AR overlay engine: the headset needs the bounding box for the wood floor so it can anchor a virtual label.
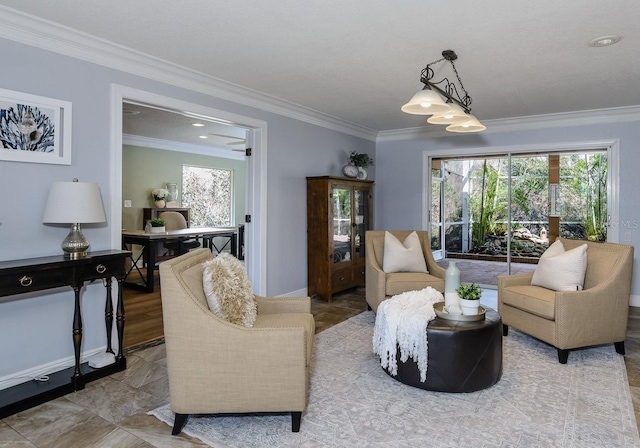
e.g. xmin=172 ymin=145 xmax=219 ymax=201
xmin=122 ymin=272 xmax=368 ymax=349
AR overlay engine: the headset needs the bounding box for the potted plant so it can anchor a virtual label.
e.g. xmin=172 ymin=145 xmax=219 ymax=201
xmin=343 ymin=151 xmax=374 ymax=179
xmin=456 ymin=283 xmax=482 ymax=315
xmin=148 ymin=218 xmax=166 ymax=234
xmin=151 ymin=188 xmax=169 ymax=208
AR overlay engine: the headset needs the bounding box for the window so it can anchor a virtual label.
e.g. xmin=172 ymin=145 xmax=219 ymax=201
xmin=182 ymin=165 xmax=233 ymax=227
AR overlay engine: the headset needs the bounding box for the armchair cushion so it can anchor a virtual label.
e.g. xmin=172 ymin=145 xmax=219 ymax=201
xmin=500 ymin=285 xmax=556 ymax=319
xmin=531 ymin=242 xmax=587 ymax=291
xmin=382 ymin=231 xmax=428 ymax=273
xmin=386 ymin=272 xmax=444 ymax=296
xmin=202 ymin=253 xmax=257 ymax=327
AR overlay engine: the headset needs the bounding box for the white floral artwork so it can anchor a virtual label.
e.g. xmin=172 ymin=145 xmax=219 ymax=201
xmin=0 ymin=88 xmax=72 ymax=165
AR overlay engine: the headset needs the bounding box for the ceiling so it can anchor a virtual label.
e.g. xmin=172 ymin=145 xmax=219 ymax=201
xmin=122 ymin=103 xmax=248 ymax=154
xmin=2 ymin=1 xmax=639 ymax=133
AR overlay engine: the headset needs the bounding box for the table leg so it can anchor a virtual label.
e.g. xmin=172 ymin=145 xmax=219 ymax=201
xmin=115 ymin=278 xmax=127 ymax=369
xmin=71 ymin=286 xmax=85 ymax=390
xmin=231 ymin=233 xmax=238 ymax=257
xmin=104 ymin=278 xmax=114 ymax=355
xmin=146 ymin=240 xmax=156 ymax=293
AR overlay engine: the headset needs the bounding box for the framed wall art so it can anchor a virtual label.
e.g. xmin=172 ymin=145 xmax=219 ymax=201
xmin=0 ymin=88 xmax=72 ymax=165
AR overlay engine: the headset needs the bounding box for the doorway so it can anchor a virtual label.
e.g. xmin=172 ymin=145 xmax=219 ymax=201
xmin=110 ymin=85 xmax=268 ymax=347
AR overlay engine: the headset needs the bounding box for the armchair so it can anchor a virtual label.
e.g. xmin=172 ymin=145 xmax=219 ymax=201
xmin=159 ymin=248 xmax=315 ymax=434
xmin=498 ymin=238 xmax=634 ymax=363
xmin=365 ymin=230 xmax=445 ymax=312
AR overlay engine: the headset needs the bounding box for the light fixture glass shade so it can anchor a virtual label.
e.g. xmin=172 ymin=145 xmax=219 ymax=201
xmin=43 ymin=180 xmax=107 ymax=258
xmin=446 ymin=114 xmax=486 ymax=133
xmin=427 ymin=102 xmax=471 ymax=124
xmin=401 ymin=86 xmax=451 ymax=115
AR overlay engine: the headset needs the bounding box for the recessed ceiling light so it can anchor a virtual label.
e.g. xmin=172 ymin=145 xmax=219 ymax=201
xmin=192 ymin=123 xmax=205 ymax=127
xmin=589 ymin=35 xmax=621 ymax=47
xmin=199 ymin=135 xmax=208 ymax=139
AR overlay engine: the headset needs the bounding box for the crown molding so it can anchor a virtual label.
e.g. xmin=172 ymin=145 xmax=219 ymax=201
xmin=123 ymin=134 xmax=246 ymax=161
xmin=377 ymin=105 xmax=640 ymax=142
xmin=0 ymin=6 xmax=377 ymax=142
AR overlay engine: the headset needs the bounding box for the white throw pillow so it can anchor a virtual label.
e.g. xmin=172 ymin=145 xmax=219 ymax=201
xmin=202 ymin=253 xmax=257 ymax=327
xmin=531 ymin=242 xmax=588 ymax=291
xmin=541 ymin=239 xmax=566 ymax=259
xmin=382 ymin=231 xmax=428 ymax=273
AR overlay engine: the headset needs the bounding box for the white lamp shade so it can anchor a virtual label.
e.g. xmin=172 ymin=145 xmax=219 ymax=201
xmin=446 ymin=114 xmax=487 ymax=133
xmin=43 ymin=181 xmax=107 ymax=224
xmin=427 ymin=102 xmax=472 ymax=125
xmin=401 ymin=87 xmax=451 ymax=115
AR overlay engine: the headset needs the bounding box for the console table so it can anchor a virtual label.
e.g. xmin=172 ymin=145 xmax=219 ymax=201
xmin=0 ymin=249 xmax=130 ymax=418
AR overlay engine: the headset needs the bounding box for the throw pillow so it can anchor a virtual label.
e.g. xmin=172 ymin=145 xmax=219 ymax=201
xmin=202 ymin=253 xmax=257 ymax=327
xmin=382 ymin=231 xmax=428 ymax=273
xmin=541 ymin=239 xmax=565 ymax=259
xmin=531 ymin=242 xmax=588 ymax=291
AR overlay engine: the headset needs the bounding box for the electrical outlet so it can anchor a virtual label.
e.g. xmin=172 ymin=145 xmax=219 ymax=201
xmin=124 ymin=200 xmax=132 ymax=208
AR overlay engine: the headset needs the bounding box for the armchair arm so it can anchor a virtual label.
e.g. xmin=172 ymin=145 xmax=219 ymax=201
xmin=255 ymin=295 xmax=311 ymax=314
xmin=365 ymin=249 xmax=387 ymax=312
xmin=554 ymin=281 xmax=629 ymax=349
xmin=497 ymin=271 xmax=534 ymax=289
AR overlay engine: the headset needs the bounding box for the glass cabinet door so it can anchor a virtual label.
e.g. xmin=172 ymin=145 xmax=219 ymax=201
xmin=353 ymin=187 xmax=369 ymax=261
xmin=332 ymin=187 xmax=352 ymax=264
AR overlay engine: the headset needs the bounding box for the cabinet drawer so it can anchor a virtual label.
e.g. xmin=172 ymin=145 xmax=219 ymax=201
xmin=83 ymin=258 xmax=123 ymax=281
xmin=0 ymin=267 xmax=72 ymax=295
xmin=332 ymin=270 xmax=354 ymax=291
xmin=353 ymin=266 xmax=366 ymax=286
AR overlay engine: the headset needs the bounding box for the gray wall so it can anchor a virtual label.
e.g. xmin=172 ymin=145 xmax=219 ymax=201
xmin=0 ymin=37 xmax=374 ymax=384
xmin=122 ymin=144 xmax=246 ymax=231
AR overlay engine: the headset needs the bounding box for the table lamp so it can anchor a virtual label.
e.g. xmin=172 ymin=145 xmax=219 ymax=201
xmin=42 ymin=178 xmax=107 ymax=259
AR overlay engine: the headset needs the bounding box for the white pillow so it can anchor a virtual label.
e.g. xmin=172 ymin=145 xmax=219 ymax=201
xmin=531 ymin=242 xmax=588 ymax=291
xmin=382 ymin=231 xmax=428 ymax=273
xmin=541 ymin=239 xmax=566 ymax=259
xmin=202 ymin=253 xmax=257 ymax=327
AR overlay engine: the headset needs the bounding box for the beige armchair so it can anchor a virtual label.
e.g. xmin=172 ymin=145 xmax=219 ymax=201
xmin=159 ymin=248 xmax=315 ymax=434
xmin=498 ymin=238 xmax=634 ymax=364
xmin=365 ymin=230 xmax=445 ymax=312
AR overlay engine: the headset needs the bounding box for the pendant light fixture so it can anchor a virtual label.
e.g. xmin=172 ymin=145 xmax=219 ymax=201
xmin=402 ymin=50 xmax=485 ymax=133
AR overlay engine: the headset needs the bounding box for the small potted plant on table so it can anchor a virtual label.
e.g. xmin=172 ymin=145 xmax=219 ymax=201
xmin=456 ymin=283 xmax=482 ymax=315
xmin=148 ymin=218 xmax=166 ymax=234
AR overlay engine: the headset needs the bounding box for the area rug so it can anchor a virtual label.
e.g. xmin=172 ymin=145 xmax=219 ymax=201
xmin=149 ymin=311 xmax=640 ymax=447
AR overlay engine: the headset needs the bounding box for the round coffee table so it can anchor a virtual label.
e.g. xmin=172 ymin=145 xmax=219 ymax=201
xmin=382 ymin=308 xmax=503 ymax=392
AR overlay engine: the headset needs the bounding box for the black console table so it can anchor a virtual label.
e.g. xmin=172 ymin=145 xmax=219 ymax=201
xmin=0 ymin=249 xmax=130 ymax=418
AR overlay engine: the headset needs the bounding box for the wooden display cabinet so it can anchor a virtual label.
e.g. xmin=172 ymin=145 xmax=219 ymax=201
xmin=307 ymin=176 xmax=373 ymax=302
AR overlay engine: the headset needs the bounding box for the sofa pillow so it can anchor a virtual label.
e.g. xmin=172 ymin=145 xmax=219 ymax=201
xmin=202 ymin=253 xmax=257 ymax=327
xmin=531 ymin=242 xmax=588 ymax=291
xmin=382 ymin=231 xmax=428 ymax=273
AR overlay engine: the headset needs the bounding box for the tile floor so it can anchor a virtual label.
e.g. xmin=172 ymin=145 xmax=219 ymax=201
xmin=1 ymin=286 xmax=638 ymax=447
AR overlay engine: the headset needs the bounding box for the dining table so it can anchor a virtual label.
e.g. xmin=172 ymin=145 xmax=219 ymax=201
xmin=122 ymin=227 xmax=237 ymax=292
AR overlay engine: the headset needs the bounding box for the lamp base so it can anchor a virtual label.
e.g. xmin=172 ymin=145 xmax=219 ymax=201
xmin=62 ymin=223 xmax=90 ymax=259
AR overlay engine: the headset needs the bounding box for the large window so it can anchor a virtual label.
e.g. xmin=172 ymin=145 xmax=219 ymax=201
xmin=182 ymin=165 xmax=233 ymax=227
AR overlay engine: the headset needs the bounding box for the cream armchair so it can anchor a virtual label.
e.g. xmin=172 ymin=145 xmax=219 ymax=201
xmin=365 ymin=230 xmax=445 ymax=312
xmin=498 ymin=238 xmax=634 ymax=364
xmin=159 ymin=249 xmax=315 ymax=434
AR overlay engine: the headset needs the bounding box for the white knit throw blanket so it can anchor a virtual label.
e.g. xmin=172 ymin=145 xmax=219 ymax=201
xmin=372 ymin=287 xmax=444 ymax=382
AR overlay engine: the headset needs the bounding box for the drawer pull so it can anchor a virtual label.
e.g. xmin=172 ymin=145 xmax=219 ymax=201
xmin=95 ymin=264 xmax=107 ymax=274
xmin=19 ymin=276 xmax=33 ymax=287
xmin=340 ymin=277 xmax=345 ymax=281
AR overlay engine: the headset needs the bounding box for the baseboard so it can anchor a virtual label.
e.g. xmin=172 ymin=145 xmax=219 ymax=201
xmin=0 ymin=346 xmax=109 ymax=391
xmin=278 ymin=288 xmax=309 ymax=298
